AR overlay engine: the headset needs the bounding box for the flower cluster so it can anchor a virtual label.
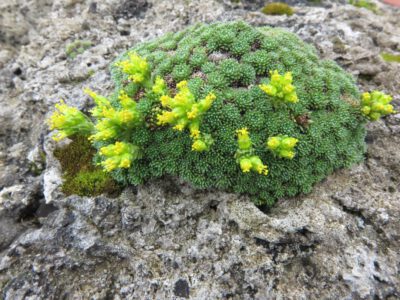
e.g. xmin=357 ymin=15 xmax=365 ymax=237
xmin=259 ymin=70 xmax=298 ymax=105
xmin=99 ymin=142 xmax=141 ymax=172
xmin=235 ymin=128 xmax=268 ymax=175
xmin=152 ymin=76 xmax=167 ymax=95
xmin=47 ymin=100 xmax=94 ymax=141
xmin=85 ymin=89 xmax=142 ymax=142
xmin=267 ymin=135 xmax=298 ymax=159
xmin=360 ymin=91 xmax=395 ymax=121
xmin=157 ymin=80 xmax=216 ymax=152
xmin=114 ymin=52 xmax=150 ymax=85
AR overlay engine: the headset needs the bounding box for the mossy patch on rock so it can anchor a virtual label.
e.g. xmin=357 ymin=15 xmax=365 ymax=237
xmin=65 ymin=40 xmax=92 ymax=59
xmin=349 ymin=0 xmax=378 ymax=13
xmin=381 ymin=52 xmax=400 ymax=63
xmin=261 ymin=2 xmax=294 ymax=16
xmin=54 ymin=135 xmax=122 ymax=197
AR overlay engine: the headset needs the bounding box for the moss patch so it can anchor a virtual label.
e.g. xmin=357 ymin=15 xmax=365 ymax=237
xmin=349 ymin=0 xmax=378 ymax=13
xmin=54 ymin=135 xmax=122 ymax=197
xmin=381 ymin=52 xmax=400 ymax=63
xmin=66 ymin=40 xmax=92 ymax=59
xmin=261 ymin=2 xmax=294 ymax=16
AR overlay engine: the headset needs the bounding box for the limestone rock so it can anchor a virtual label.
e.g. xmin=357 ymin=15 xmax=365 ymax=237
xmin=0 ymin=0 xmax=399 ymax=299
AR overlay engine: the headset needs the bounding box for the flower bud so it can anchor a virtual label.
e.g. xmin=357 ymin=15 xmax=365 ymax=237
xmin=240 ymin=158 xmax=252 ymax=173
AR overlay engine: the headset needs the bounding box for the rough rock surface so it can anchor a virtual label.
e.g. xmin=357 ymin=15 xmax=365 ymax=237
xmin=0 ymin=0 xmax=399 ymax=299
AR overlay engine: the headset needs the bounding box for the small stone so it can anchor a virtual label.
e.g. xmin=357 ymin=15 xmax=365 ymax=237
xmin=173 ymin=279 xmax=190 ymax=298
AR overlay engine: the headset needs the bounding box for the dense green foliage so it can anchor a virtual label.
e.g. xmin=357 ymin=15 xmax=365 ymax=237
xmin=105 ymin=21 xmax=367 ymax=205
xmin=49 ymin=22 xmax=396 ymax=206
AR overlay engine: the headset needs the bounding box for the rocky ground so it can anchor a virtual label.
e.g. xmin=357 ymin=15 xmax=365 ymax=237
xmin=0 ymin=0 xmax=399 ymax=299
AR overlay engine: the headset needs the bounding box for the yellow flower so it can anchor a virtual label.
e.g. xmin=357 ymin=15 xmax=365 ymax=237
xmin=99 ymin=146 xmax=113 ymax=156
xmin=236 ymin=127 xmax=251 ymax=150
xmin=101 ymin=107 xmax=116 ymax=119
xmin=102 ymin=158 xmax=119 ymax=172
xmin=157 ymin=111 xmax=176 ymax=125
xmin=115 ymin=52 xmax=149 ymax=84
xmin=267 ymin=135 xmax=298 ymax=159
xmin=152 ymin=76 xmax=166 ymax=95
xmin=99 ymin=141 xmax=139 ymax=172
xmin=176 ymin=80 xmax=188 ymax=89
xmin=271 ymin=70 xmax=281 ymax=82
xmin=48 ymin=100 xmax=94 ymax=141
xmin=236 ymin=127 xmax=249 ymax=137
xmin=239 ymin=158 xmax=252 ymax=173
xmin=187 ymin=106 xmax=199 ymax=120
xmin=120 ymin=110 xmax=134 ymax=123
xmin=119 ymin=157 xmax=131 ymax=168
xmin=360 ymin=90 xmax=395 ymax=121
xmin=372 ymin=103 xmax=385 ymax=112
xmin=201 ymin=92 xmax=216 ymax=110
xmin=283 ymin=84 xmax=294 ymax=94
xmin=174 ymin=92 xmax=191 ymax=106
xmin=383 ymin=104 xmax=394 ymax=114
xmin=284 ymin=72 xmax=293 ymax=82
xmin=260 ymin=70 xmax=298 ymax=105
xmin=259 ymin=84 xmax=276 ymax=96
xmin=173 ymin=124 xmax=185 ymax=131
xmin=361 ymin=106 xmax=371 ymax=116
xmin=115 ymin=60 xmax=129 ymax=72
xmin=267 ymin=137 xmax=281 ymax=150
xmin=280 ymin=150 xmax=295 ymax=159
xmin=285 ymin=93 xmax=298 ymax=103
xmin=381 ymin=95 xmax=392 ymax=104
xmin=206 ymin=92 xmax=216 ymax=102
xmin=256 ymin=165 xmax=268 ymax=175
xmin=249 ymin=156 xmax=268 ymax=175
xmin=129 ymin=74 xmax=144 ymax=83
xmin=190 ymin=129 xmax=200 ymax=138
xmin=113 ymin=142 xmax=125 ymax=155
xmin=154 ymin=80 xmax=214 ymax=152
xmin=48 ymin=112 xmax=67 ymax=130
xmin=281 ymin=137 xmax=298 ymax=149
xmin=160 ymin=95 xmax=172 ymax=107
xmin=192 ymin=139 xmax=207 ymax=152
xmin=362 ymin=92 xmax=371 ymax=102
xmin=90 ymin=127 xmax=115 ymax=141
xmin=119 ymin=90 xmax=135 ymax=108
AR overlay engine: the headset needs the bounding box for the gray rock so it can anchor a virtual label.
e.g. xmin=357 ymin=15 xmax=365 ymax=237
xmin=0 ymin=0 xmax=399 ymax=299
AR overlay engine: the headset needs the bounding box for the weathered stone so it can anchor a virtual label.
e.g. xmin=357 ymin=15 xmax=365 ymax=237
xmin=0 ymin=0 xmax=399 ymax=299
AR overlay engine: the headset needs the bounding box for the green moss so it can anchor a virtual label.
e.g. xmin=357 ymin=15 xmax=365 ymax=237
xmin=66 ymin=40 xmax=92 ymax=59
xmin=54 ymin=135 xmax=122 ymax=197
xmin=381 ymin=52 xmax=400 ymax=63
xmin=349 ymin=0 xmax=378 ymax=13
xmin=262 ymin=2 xmax=294 ymax=16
